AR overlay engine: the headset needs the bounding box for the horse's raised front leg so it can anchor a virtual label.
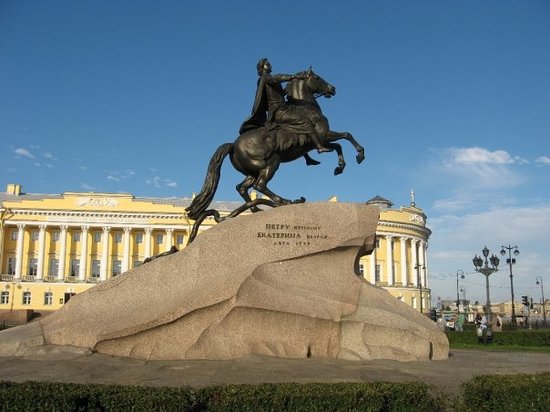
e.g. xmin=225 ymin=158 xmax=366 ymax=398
xmin=326 ymin=130 xmax=365 ymax=164
xmin=325 ymin=142 xmax=346 ymax=175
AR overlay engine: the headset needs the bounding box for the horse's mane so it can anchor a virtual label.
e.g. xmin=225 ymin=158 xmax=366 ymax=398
xmin=285 ymin=70 xmax=309 ymax=96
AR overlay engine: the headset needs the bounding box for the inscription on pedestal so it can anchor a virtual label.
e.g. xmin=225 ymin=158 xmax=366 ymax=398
xmin=257 ymin=223 xmax=329 ymax=246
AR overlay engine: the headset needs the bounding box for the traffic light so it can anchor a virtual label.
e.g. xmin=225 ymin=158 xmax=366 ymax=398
xmin=522 ymin=295 xmax=529 ymax=306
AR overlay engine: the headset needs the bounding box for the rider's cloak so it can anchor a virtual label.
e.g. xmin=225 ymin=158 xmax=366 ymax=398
xmin=239 ymin=76 xmax=268 ymax=134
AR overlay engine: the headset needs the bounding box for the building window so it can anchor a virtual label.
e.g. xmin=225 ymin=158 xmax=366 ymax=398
xmin=31 ymin=230 xmax=39 ymax=241
xmin=49 ymin=258 xmax=59 ymax=277
xmin=375 ymin=264 xmax=381 ymax=283
xmin=0 ymin=291 xmax=9 ymax=305
xmin=114 ymin=232 xmax=122 ymax=243
xmin=112 ymin=259 xmax=122 ymax=276
xmin=7 ymin=257 xmax=16 ymax=275
xmin=51 ymin=231 xmax=60 ymax=242
xmin=156 ymin=234 xmax=163 ymax=245
xmin=375 ymin=238 xmax=380 ymax=248
xmin=135 ymin=233 xmax=143 ymax=244
xmin=133 ymin=260 xmax=142 ymax=268
xmin=28 ymin=258 xmax=38 ymax=276
xmin=11 ymin=230 xmax=18 ymax=241
xmin=73 ymin=232 xmax=81 ymax=242
xmin=359 ymin=263 xmax=364 ymax=276
xmin=70 ymin=259 xmax=80 ymax=277
xmin=22 ymin=291 xmax=31 ymax=305
xmin=176 ymin=234 xmax=184 ymax=245
xmin=44 ymin=292 xmax=53 ymax=305
xmin=93 ymin=232 xmax=102 ymax=243
xmin=91 ymin=260 xmax=101 ymax=277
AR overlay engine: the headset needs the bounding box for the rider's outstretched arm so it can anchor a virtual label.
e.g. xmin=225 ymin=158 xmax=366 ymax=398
xmin=267 ymin=73 xmax=297 ymax=84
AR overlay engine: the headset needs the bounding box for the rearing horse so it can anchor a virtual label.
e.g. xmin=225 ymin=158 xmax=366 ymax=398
xmin=186 ymin=68 xmax=365 ymax=221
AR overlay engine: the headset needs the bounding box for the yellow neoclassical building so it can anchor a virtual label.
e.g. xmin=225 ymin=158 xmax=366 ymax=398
xmin=0 ymin=184 xmax=431 ymax=318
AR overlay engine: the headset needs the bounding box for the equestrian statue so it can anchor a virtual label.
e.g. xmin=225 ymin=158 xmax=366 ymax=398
xmin=185 ymin=58 xmax=365 ymax=242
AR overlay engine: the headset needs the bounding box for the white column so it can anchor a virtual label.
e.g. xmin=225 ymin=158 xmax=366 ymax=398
xmin=423 ymin=242 xmax=429 ymax=288
xmin=369 ymin=242 xmax=376 ymax=284
xmin=418 ymin=240 xmax=426 ymax=287
xmin=78 ymin=226 xmax=89 ymax=281
xmin=385 ymin=235 xmax=394 ymax=286
xmin=165 ymin=228 xmax=174 ymax=251
xmin=400 ymin=237 xmax=408 ymax=286
xmin=36 ymin=224 xmax=47 ymax=280
xmin=122 ymin=227 xmax=131 ymax=273
xmin=144 ymin=227 xmax=152 ymax=259
xmin=100 ymin=226 xmax=110 ymax=281
xmin=14 ymin=224 xmax=25 ymax=280
xmin=57 ymin=225 xmax=68 ymax=281
xmin=410 ymin=239 xmax=418 ymax=287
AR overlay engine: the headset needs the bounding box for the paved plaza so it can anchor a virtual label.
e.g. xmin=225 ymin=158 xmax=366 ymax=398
xmin=1 ymin=349 xmax=549 ymax=394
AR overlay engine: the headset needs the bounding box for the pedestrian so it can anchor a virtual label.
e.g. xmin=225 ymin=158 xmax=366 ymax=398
xmin=455 ymin=313 xmax=465 ymax=332
xmin=474 ymin=312 xmax=484 ymax=341
xmin=492 ymin=313 xmax=503 ymax=332
xmin=436 ymin=316 xmax=446 ymax=331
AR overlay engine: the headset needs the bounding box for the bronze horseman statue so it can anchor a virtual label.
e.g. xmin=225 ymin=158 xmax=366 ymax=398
xmin=186 ymin=58 xmax=365 ymax=241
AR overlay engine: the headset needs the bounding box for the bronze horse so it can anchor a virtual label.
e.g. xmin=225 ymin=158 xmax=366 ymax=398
xmin=186 ymin=68 xmax=365 ymax=221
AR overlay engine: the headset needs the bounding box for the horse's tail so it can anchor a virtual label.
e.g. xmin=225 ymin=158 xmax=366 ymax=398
xmin=185 ymin=143 xmax=233 ymax=220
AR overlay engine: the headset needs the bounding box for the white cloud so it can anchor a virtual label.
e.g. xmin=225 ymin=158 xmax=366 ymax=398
xmin=42 ymin=152 xmax=58 ymax=161
xmin=106 ymin=170 xmax=135 ymax=181
xmin=433 ymin=196 xmax=472 ymax=212
xmin=436 ymin=147 xmax=523 ymax=190
xmin=14 ymin=148 xmax=35 ymax=159
xmin=428 ymin=147 xmax=526 ymax=213
xmin=535 ymin=156 xmax=550 ymax=165
xmin=449 ymin=147 xmax=514 ymax=165
xmin=145 ymin=176 xmax=177 ymax=188
xmin=146 ymin=176 xmax=162 ymax=188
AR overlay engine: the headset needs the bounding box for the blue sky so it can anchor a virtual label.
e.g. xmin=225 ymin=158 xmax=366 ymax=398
xmin=1 ymin=1 xmax=549 ymax=304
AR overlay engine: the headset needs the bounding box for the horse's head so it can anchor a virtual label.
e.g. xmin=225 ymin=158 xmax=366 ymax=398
xmin=287 ymin=67 xmax=336 ymax=100
xmin=306 ymin=67 xmax=336 ymax=98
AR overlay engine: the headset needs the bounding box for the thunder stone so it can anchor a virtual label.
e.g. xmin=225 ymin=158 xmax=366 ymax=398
xmin=0 ymin=202 xmax=448 ymax=361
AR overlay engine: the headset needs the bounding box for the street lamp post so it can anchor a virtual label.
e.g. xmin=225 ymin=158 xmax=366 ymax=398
xmin=473 ymin=246 xmax=500 ymax=343
xmin=536 ymin=276 xmax=546 ymax=327
xmin=456 ymin=270 xmax=464 ymax=314
xmin=501 ymin=244 xmax=519 ymax=327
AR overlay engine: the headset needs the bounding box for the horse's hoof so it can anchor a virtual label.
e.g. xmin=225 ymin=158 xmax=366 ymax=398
xmin=250 ymin=206 xmax=261 ymax=213
xmin=334 ymin=166 xmax=344 ymax=175
xmin=306 ymin=159 xmax=321 ymax=166
xmin=356 ymin=153 xmax=365 ymax=164
xmin=293 ymin=197 xmax=306 ymax=204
